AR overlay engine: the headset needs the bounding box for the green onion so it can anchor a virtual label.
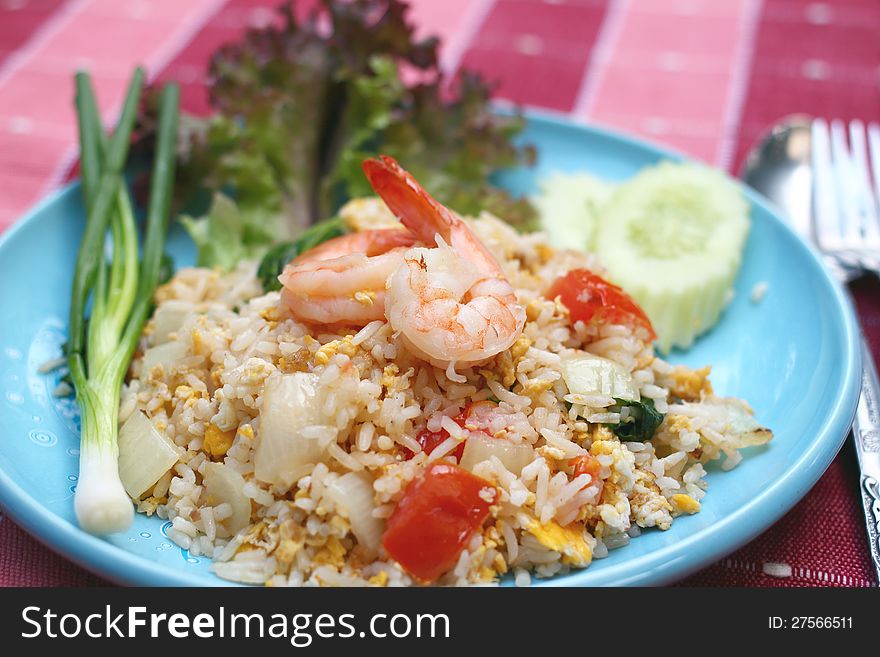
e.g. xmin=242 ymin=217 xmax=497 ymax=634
xmin=68 ymin=70 xmax=179 ymax=534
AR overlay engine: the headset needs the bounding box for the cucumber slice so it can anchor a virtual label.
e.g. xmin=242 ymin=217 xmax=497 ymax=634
xmin=594 ymin=162 xmax=749 ymax=352
xmin=534 ymin=173 xmax=615 ymax=251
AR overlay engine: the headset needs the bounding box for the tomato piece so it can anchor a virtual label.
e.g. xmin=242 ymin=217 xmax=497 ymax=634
xmin=382 ymin=463 xmax=497 ymax=582
xmin=406 ymin=428 xmax=466 ymax=461
xmin=402 ymin=401 xmax=497 ymax=460
xmin=546 ymin=269 xmax=656 ymax=340
xmin=570 ymin=454 xmax=603 ymax=500
xmin=571 ymin=454 xmax=601 ymax=481
xmin=456 ymin=400 xmax=497 ymax=431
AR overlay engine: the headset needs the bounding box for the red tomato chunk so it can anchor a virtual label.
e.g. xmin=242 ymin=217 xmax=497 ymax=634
xmin=411 ymin=428 xmax=464 ymax=461
xmin=381 ymin=463 xmax=497 ymax=582
xmin=546 ymin=269 xmax=656 ymax=341
xmin=570 ymin=454 xmax=603 ymax=498
xmin=403 ymin=401 xmax=497 ymax=460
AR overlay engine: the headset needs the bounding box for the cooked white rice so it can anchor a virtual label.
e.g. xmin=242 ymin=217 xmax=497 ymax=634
xmin=120 ymin=212 xmax=771 ymax=587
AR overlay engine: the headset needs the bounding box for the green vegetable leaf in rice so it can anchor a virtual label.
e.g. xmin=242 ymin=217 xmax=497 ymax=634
xmin=607 ymin=398 xmax=665 ymax=442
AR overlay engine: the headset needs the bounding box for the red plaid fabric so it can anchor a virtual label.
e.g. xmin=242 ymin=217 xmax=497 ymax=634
xmin=0 ymin=0 xmax=878 ymax=587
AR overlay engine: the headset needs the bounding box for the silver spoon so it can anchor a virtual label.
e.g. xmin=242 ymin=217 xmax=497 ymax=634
xmin=741 ymin=117 xmax=880 ymax=583
xmin=741 ymin=115 xmax=814 ymax=245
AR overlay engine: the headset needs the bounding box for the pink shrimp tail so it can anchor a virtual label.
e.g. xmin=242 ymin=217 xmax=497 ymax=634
xmin=362 ymin=155 xmax=501 ymax=275
xmin=361 ymin=156 xmax=459 ymax=244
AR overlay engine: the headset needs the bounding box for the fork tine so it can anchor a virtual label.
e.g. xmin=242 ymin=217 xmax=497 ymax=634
xmin=849 ymin=120 xmax=880 ymax=246
xmin=811 ymin=118 xmax=839 ymax=249
xmin=869 ymin=121 xmax=880 ymax=213
xmin=829 ymin=119 xmax=863 ymax=247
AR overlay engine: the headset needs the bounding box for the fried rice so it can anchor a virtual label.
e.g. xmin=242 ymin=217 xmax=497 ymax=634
xmin=120 ymin=211 xmax=772 ymax=587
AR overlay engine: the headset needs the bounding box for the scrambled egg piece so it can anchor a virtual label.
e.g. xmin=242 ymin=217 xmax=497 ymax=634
xmin=589 ymin=437 xmax=615 ymax=457
xmin=670 ymin=494 xmax=701 ymax=514
xmin=665 ymin=414 xmax=695 ymax=434
xmin=670 ymin=365 xmax=713 ymax=401
xmin=526 ymin=519 xmax=592 ymax=567
xmin=368 ymin=572 xmax=389 ymax=587
xmin=239 ymin=521 xmax=279 ymax=553
xmin=274 ymin=538 xmax=304 ymax=568
xmin=524 ymin=298 xmax=545 ymax=323
xmin=522 ymin=378 xmax=554 ymax=396
xmin=204 ymin=424 xmax=236 ymax=458
xmin=174 ymin=384 xmax=194 ymax=400
xmin=312 ymin=536 xmax=347 ymax=568
xmin=339 ymin=197 xmax=401 ymax=231
xmin=510 ymin=336 xmax=532 ymax=362
xmin=329 ymin=515 xmax=352 ymax=534
xmin=259 ymin=306 xmax=282 ymax=323
xmin=479 ymin=567 xmax=496 ymax=582
xmin=136 ymin=496 xmax=166 ymax=516
xmin=630 ymin=472 xmax=674 ymax=530
xmin=590 ymin=437 xmax=638 ymax=491
xmin=174 ymin=385 xmax=206 ymax=406
xmin=381 ymin=364 xmax=400 ymax=388
xmin=314 ymin=336 xmax=358 ymax=365
xmin=534 ymin=244 xmax=555 ymax=265
xmin=492 ymin=336 xmax=533 ymax=388
xmin=492 ymin=553 xmax=508 ymax=575
xmin=272 ymin=519 xmax=306 ymax=570
xmin=492 ymin=353 xmax=514 ymax=387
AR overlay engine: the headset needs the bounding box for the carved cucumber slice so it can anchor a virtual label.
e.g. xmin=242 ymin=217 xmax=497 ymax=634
xmin=594 ymin=162 xmax=749 ymax=352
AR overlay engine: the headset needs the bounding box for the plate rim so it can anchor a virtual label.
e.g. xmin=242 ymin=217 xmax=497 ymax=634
xmin=0 ymin=108 xmax=862 ymax=587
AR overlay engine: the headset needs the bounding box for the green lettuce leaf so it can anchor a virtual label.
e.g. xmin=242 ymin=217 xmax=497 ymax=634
xmin=135 ymin=0 xmax=536 ymax=271
xmin=181 ymin=193 xmax=280 ymax=271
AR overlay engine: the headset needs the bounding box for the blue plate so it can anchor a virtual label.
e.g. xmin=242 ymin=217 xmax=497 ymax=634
xmin=0 ymin=111 xmax=861 ymax=586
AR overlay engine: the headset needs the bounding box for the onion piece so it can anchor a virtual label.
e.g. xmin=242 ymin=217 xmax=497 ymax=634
xmin=459 ymin=434 xmax=534 ymax=475
xmin=254 ymin=372 xmax=328 ymax=489
xmin=141 ymin=340 xmax=188 ymax=373
xmin=117 ymin=410 xmax=182 ymax=498
xmin=325 ymin=472 xmax=383 ymax=555
xmin=150 ymin=301 xmax=193 ymax=345
xmin=202 ymin=462 xmax=252 ymax=533
xmin=561 ymin=353 xmax=639 ymax=401
xmin=677 ymin=398 xmax=773 ymax=448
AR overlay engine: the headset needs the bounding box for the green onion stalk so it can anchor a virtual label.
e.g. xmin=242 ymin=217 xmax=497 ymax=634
xmin=68 ymin=69 xmax=179 ymax=534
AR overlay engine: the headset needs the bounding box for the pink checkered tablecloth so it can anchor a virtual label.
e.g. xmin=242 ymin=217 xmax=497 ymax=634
xmin=1 ymin=0 xmax=879 ymax=587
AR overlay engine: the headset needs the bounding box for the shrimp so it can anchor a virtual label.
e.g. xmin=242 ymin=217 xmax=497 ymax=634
xmin=362 ymin=156 xmax=526 ymax=367
xmin=278 ymin=228 xmax=415 ymax=325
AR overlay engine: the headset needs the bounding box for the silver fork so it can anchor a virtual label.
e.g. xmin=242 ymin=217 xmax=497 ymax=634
xmin=812 ymin=119 xmax=880 ymax=278
xmin=811 ymin=118 xmax=880 ymax=582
